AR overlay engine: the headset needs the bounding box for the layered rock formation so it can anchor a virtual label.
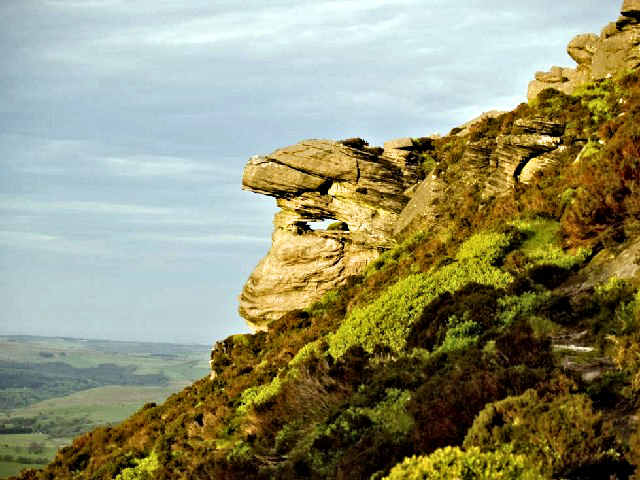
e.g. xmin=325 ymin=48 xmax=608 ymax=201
xmin=528 ymin=0 xmax=640 ymax=99
xmin=240 ymin=1 xmax=636 ymax=330
xmin=394 ymin=119 xmax=567 ymax=238
xmin=239 ymin=139 xmax=420 ymax=329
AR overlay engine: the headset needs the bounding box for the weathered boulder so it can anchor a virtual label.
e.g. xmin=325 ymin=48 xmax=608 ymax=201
xmin=528 ymin=1 xmax=640 ymax=100
xmin=239 ymin=139 xmax=418 ymax=329
xmin=567 ymin=34 xmax=599 ymax=65
xmin=622 ymin=0 xmax=640 ymax=18
xmin=394 ymin=175 xmax=448 ymax=238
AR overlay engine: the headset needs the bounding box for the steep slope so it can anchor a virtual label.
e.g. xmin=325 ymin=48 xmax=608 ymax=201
xmin=12 ymin=3 xmax=640 ymax=480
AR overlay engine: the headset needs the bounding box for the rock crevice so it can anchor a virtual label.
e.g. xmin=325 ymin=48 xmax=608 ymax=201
xmin=239 ymin=139 xmax=420 ymax=329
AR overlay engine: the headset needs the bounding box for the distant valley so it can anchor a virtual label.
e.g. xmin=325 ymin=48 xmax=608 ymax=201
xmin=0 ymin=335 xmax=211 ymax=478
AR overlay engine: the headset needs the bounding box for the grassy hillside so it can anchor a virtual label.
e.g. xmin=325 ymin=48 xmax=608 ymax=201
xmin=11 ymin=70 xmax=640 ymax=479
xmin=0 ymin=337 xmax=210 ymax=478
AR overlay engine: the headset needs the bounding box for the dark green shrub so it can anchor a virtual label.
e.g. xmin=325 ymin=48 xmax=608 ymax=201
xmin=464 ymin=390 xmax=621 ymax=478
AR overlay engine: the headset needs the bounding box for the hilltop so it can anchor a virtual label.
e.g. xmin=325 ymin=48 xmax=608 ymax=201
xmin=11 ymin=2 xmax=640 ymax=479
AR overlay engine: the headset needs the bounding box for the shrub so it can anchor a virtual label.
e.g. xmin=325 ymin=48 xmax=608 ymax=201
xmin=328 ymin=232 xmax=514 ymax=358
xmin=463 ymin=390 xmax=619 ymax=478
xmin=383 ymin=446 xmax=544 ymax=480
xmin=512 ymin=219 xmax=591 ymax=270
xmin=115 ymin=451 xmax=160 ymax=480
xmin=238 ymin=376 xmax=284 ymax=414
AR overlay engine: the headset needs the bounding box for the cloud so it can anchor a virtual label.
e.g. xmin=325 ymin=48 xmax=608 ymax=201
xmin=0 ymin=197 xmax=172 ymax=216
xmin=0 ymin=134 xmax=237 ymax=182
xmin=125 ymin=233 xmax=271 ymax=245
xmin=0 ymin=230 xmax=114 ymax=256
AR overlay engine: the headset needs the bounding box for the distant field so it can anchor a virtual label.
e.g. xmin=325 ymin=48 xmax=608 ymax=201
xmin=0 ymin=335 xmax=212 ymax=478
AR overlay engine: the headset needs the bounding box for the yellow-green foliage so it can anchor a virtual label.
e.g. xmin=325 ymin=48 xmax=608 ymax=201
xmin=572 ymin=74 xmax=626 ymax=124
xmin=464 ymin=389 xmax=616 ymax=477
xmin=289 ymin=339 xmax=323 ymax=367
xmin=360 ymin=388 xmax=413 ymax=435
xmin=497 ymin=292 xmax=549 ymax=327
xmin=328 ymin=232 xmax=513 ymax=358
xmin=324 ymin=388 xmax=413 ymax=441
xmin=115 ymin=451 xmax=160 ymax=480
xmin=305 ymin=289 xmax=341 ymax=316
xmin=238 ymin=376 xmax=284 ymax=413
xmin=437 ymin=313 xmax=481 ymax=353
xmin=513 ymin=219 xmax=591 ymax=269
xmin=383 ymin=446 xmax=544 ymax=480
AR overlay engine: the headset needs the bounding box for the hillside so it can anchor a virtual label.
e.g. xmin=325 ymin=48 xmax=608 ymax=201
xmin=12 ymin=3 xmax=640 ymax=479
xmin=0 ymin=336 xmax=210 ymax=478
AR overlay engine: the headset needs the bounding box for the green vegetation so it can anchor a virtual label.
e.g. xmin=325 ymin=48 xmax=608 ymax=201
xmin=114 ymin=451 xmax=159 ymax=480
xmin=328 ymin=232 xmax=513 ymax=358
xmin=384 ymin=446 xmax=544 ymax=480
xmin=10 ymin=64 xmax=640 ymax=480
xmin=464 ymin=389 xmax=620 ymax=478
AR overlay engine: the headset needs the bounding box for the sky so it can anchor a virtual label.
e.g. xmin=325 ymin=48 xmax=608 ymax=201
xmin=0 ymin=0 xmax=621 ymax=345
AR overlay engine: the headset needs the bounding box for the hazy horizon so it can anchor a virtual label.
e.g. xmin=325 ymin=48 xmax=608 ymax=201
xmin=0 ymin=0 xmax=622 ymax=344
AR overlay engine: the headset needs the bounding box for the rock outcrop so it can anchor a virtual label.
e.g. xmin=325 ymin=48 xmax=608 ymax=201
xmin=240 ymin=1 xmax=637 ymax=329
xmin=394 ymin=118 xmax=566 ymax=238
xmin=528 ymin=1 xmax=640 ymax=99
xmin=239 ymin=139 xmax=420 ymax=329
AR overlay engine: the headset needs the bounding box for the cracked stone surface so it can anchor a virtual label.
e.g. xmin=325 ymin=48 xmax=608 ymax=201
xmin=239 ymin=139 xmax=419 ymax=329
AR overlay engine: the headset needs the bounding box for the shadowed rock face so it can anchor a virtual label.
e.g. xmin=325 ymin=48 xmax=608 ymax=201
xmin=239 ymin=139 xmax=419 ymax=329
xmin=528 ymin=1 xmax=640 ymax=99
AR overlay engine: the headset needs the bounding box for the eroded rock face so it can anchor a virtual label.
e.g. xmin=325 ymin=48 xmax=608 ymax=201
xmin=528 ymin=2 xmax=640 ymax=99
xmin=395 ymin=119 xmax=567 ymax=239
xmin=239 ymin=139 xmax=419 ymax=329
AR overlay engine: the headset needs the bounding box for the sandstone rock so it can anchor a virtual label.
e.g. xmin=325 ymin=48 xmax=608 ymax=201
xmin=527 ymin=1 xmax=640 ymax=101
xmin=454 ymin=110 xmax=505 ymax=137
xmin=383 ymin=137 xmax=414 ymax=150
xmin=622 ymin=0 xmax=640 ymax=18
xmin=601 ymin=22 xmax=619 ymax=39
xmin=519 ymin=148 xmax=564 ymax=183
xmin=535 ymin=66 xmax=567 ymax=83
xmin=567 ymin=34 xmax=599 ymax=65
xmin=394 ymin=175 xmax=448 ymax=239
xmin=239 ymin=139 xmax=416 ymax=329
xmin=243 ymin=155 xmax=329 ymax=196
xmin=513 ymin=119 xmax=565 ymax=137
xmin=239 ymin=229 xmax=379 ymax=326
xmin=591 ymin=28 xmax=640 ymax=79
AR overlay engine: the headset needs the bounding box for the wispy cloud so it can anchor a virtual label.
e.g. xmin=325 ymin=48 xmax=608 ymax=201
xmin=0 ymin=197 xmax=172 ymax=216
xmin=0 ymin=230 xmax=114 ymax=256
xmin=126 ymin=233 xmax=270 ymax=245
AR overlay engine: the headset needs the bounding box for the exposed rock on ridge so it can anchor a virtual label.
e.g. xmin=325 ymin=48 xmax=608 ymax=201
xmin=528 ymin=1 xmax=640 ymax=99
xmin=394 ymin=119 xmax=566 ymax=238
xmin=240 ymin=1 xmax=636 ymax=330
xmin=239 ymin=139 xmax=419 ymax=329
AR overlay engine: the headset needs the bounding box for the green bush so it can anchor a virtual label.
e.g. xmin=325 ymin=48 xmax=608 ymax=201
xmin=114 ymin=451 xmax=159 ymax=480
xmin=328 ymin=232 xmax=513 ymax=358
xmin=512 ymin=219 xmax=591 ymax=270
xmin=463 ymin=389 xmax=618 ymax=477
xmin=383 ymin=446 xmax=544 ymax=479
xmin=238 ymin=375 xmax=284 ymax=413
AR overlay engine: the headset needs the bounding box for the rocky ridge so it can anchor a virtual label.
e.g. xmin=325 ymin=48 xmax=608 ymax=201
xmin=528 ymin=0 xmax=640 ymax=99
xmin=240 ymin=1 xmax=637 ymax=330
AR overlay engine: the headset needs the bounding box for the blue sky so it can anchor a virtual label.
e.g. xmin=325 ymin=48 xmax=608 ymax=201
xmin=0 ymin=0 xmax=621 ymax=344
